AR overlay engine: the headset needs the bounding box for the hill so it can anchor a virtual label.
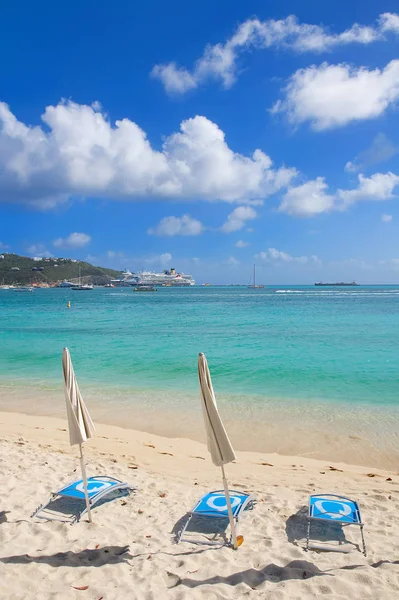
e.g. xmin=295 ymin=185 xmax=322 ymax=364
xmin=0 ymin=253 xmax=122 ymax=286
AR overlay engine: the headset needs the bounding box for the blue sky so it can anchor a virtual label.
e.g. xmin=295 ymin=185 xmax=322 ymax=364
xmin=1 ymin=0 xmax=399 ymax=283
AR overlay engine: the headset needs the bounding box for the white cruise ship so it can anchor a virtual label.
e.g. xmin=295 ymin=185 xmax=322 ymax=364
xmin=111 ymin=268 xmax=195 ymax=287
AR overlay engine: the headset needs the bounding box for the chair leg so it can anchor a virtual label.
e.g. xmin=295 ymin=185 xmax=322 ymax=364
xmin=177 ymin=514 xmax=193 ymax=544
xmin=306 ymin=518 xmax=311 ymax=551
xmin=360 ymin=525 xmax=367 ymax=557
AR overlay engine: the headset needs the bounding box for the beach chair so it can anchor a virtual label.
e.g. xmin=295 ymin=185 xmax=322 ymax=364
xmin=306 ymin=494 xmax=366 ymax=556
xmin=32 ymin=476 xmax=135 ymax=524
xmin=177 ymin=490 xmax=255 ymax=546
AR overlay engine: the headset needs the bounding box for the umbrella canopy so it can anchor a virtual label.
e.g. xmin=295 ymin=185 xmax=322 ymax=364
xmin=198 ymin=352 xmax=235 ymax=467
xmin=62 ymin=348 xmax=95 ymax=446
xmin=198 ymin=353 xmax=240 ymax=549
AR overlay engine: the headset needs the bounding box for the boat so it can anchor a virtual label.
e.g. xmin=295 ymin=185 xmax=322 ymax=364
xmin=57 ymin=280 xmax=74 ymax=288
xmin=13 ymin=286 xmax=34 ymax=292
xmin=248 ymin=264 xmax=265 ymax=289
xmin=72 ymin=283 xmax=93 ymax=290
xmin=71 ymin=267 xmax=93 ymax=291
xmin=111 ymin=267 xmax=195 ymax=287
xmin=133 ymin=285 xmax=157 ymax=292
xmin=315 ymin=281 xmax=358 ymax=287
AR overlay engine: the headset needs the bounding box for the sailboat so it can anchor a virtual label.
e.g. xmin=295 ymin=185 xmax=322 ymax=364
xmin=72 ymin=266 xmax=93 ymax=290
xmin=248 ymin=264 xmax=265 ymax=289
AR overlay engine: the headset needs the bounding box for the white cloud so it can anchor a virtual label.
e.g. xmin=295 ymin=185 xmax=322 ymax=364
xmin=227 ymin=256 xmax=240 ymax=266
xmin=152 ymin=13 xmax=399 ymax=94
xmin=345 ymin=133 xmax=398 ymax=172
xmin=235 ymin=240 xmax=250 ymax=248
xmin=0 ymin=241 xmax=8 ymax=250
xmin=338 ymin=172 xmax=399 ymax=205
xmin=380 ymin=12 xmax=399 ymax=33
xmin=221 ymin=206 xmax=257 ymax=232
xmin=280 ymin=172 xmax=399 ymax=217
xmin=273 ymin=60 xmax=399 ymax=130
xmin=0 ymin=100 xmax=297 ymax=208
xmin=279 ymin=172 xmax=399 ymax=217
xmin=107 ymin=250 xmax=125 ymax=258
xmin=53 ymin=232 xmax=92 ymax=248
xmin=256 ymin=247 xmax=320 ymax=265
xmin=145 ymin=253 xmax=172 ymax=267
xmin=27 ymin=243 xmax=53 ymax=258
xmin=148 ymin=214 xmax=203 ymax=236
xmin=151 ymin=63 xmax=197 ymax=95
xmin=382 ymin=213 xmax=393 ymax=222
xmin=279 ymin=178 xmax=336 ymax=216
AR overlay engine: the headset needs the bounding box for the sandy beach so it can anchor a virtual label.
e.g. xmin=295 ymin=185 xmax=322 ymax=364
xmin=1 ymin=411 xmax=399 ymax=599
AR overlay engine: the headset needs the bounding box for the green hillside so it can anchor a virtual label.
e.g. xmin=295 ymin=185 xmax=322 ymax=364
xmin=0 ymin=253 xmax=122 ymax=286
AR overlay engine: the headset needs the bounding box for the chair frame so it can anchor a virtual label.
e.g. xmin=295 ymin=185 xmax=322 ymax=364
xmin=177 ymin=489 xmax=255 ymax=546
xmin=306 ymin=493 xmax=366 ymax=556
xmin=32 ymin=475 xmax=135 ymax=524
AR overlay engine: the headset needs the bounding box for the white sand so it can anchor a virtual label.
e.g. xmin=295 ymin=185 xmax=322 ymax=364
xmin=1 ymin=411 xmax=399 ymax=599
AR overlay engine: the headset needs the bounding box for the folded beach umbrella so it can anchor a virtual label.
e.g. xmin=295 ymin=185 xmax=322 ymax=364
xmin=198 ymin=352 xmax=239 ymax=549
xmin=62 ymin=347 xmax=96 ymax=522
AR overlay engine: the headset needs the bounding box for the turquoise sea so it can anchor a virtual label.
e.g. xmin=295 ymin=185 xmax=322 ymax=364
xmin=1 ymin=286 xmax=399 ymax=465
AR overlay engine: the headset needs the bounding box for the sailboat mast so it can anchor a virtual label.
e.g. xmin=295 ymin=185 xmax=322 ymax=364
xmin=253 ymin=264 xmax=255 ymax=287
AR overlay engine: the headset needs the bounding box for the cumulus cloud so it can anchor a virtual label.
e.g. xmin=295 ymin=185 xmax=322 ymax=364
xmin=145 ymin=253 xmax=172 ymax=267
xmin=227 ymin=256 xmax=240 ymax=266
xmin=148 ymin=214 xmax=203 ymax=236
xmin=382 ymin=213 xmax=393 ymax=222
xmin=380 ymin=12 xmax=399 ymax=33
xmin=27 ymin=243 xmax=53 ymax=258
xmin=221 ymin=206 xmax=257 ymax=232
xmin=273 ymin=60 xmax=399 ymax=130
xmin=279 ymin=178 xmax=336 ymax=216
xmin=235 ymin=240 xmax=250 ymax=248
xmin=0 ymin=100 xmax=296 ymax=208
xmin=279 ymin=172 xmax=399 ymax=217
xmin=256 ymin=247 xmax=321 ymax=265
xmin=338 ymin=172 xmax=399 ymax=205
xmin=151 ymin=63 xmax=197 ymax=95
xmin=152 ymin=13 xmax=399 ymax=94
xmin=345 ymin=133 xmax=398 ymax=172
xmin=53 ymin=232 xmax=92 ymax=248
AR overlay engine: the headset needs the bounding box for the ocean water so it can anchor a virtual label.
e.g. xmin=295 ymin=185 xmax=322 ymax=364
xmin=1 ymin=286 xmax=399 ymax=465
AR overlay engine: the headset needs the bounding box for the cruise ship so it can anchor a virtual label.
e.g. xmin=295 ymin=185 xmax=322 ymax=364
xmin=111 ymin=268 xmax=195 ymax=287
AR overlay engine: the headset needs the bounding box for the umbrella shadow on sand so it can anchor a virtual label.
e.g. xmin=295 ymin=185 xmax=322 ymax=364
xmin=0 ymin=511 xmax=10 ymax=525
xmin=0 ymin=546 xmax=132 ymax=568
xmin=179 ymin=559 xmax=332 ymax=588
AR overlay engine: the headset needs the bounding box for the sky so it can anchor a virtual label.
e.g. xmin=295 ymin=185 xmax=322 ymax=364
xmin=1 ymin=0 xmax=399 ymax=284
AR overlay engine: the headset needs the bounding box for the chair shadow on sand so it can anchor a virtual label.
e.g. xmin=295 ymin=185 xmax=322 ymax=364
xmin=0 ymin=546 xmax=132 ymax=568
xmin=172 ymin=512 xmax=230 ymax=546
xmin=285 ymin=506 xmax=361 ymax=554
xmin=32 ymin=488 xmax=131 ymax=523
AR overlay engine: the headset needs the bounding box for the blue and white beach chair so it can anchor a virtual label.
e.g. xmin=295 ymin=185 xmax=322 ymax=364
xmin=306 ymin=494 xmax=366 ymax=556
xmin=178 ymin=489 xmax=255 ymax=546
xmin=32 ymin=476 xmax=135 ymax=524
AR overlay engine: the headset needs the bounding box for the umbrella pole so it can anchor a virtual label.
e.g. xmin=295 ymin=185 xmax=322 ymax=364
xmin=221 ymin=465 xmax=238 ymax=550
xmin=79 ymin=443 xmax=92 ymax=523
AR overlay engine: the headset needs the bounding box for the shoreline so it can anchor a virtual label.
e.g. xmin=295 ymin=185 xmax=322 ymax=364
xmin=0 ymin=409 xmax=395 ymax=480
xmin=1 ymin=382 xmax=399 ymax=470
